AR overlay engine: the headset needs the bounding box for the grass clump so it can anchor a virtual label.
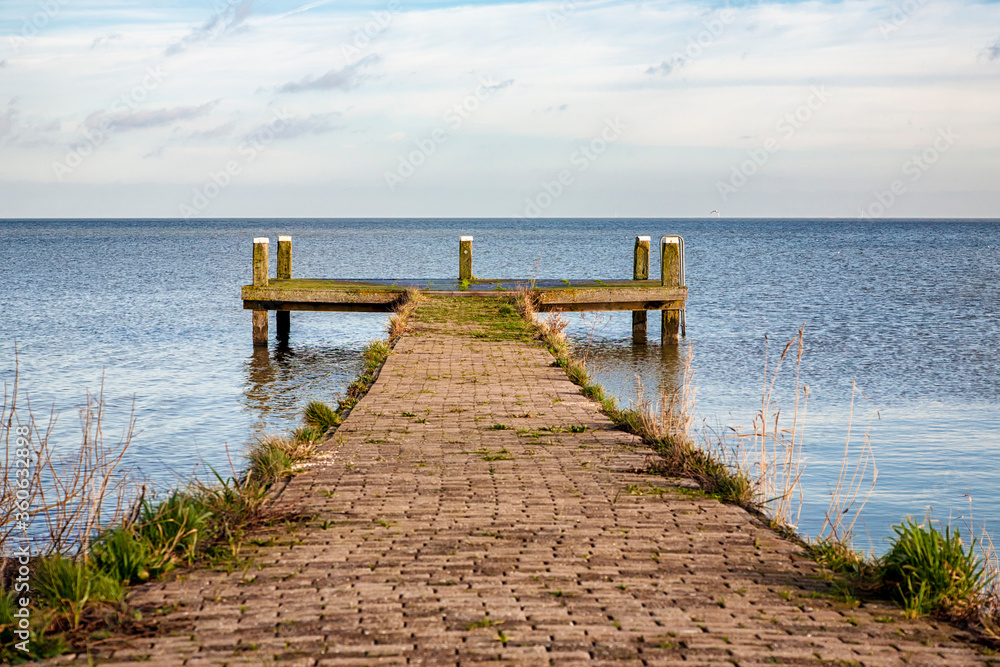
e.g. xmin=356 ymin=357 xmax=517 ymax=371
xmin=246 ymin=434 xmax=318 ymax=484
xmin=33 ymin=556 xmax=123 ymax=630
xmin=811 ymin=515 xmax=997 ymax=630
xmin=338 ymin=339 xmax=393 ymax=414
xmin=0 ymin=588 xmax=66 ymax=662
xmin=137 ymin=491 xmax=211 ymax=572
xmin=387 ymin=288 xmax=423 ymax=340
xmin=303 ymin=401 xmax=341 ymax=433
xmin=91 ymin=525 xmax=151 ymax=585
xmin=880 ymin=517 xmax=988 ymax=620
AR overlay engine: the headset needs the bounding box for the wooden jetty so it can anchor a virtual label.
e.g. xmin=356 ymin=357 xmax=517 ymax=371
xmin=242 ymin=235 xmax=687 ymax=347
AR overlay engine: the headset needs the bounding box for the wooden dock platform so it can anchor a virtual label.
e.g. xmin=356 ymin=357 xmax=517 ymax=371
xmin=241 ymin=278 xmax=686 ymax=313
xmin=241 ymin=235 xmax=688 ymax=346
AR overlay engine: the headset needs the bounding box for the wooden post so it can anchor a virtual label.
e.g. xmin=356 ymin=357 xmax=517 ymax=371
xmin=661 ymin=236 xmax=681 ymax=345
xmin=276 ymin=236 xmax=291 ymax=340
xmin=253 ymin=237 xmax=269 ymax=287
xmin=459 ymin=236 xmax=473 ymax=281
xmin=276 ymin=235 xmax=292 ymax=279
xmin=253 ymin=311 xmax=268 ymax=347
xmin=632 ymin=236 xmax=650 ymax=344
xmin=252 ymin=237 xmax=269 ymax=347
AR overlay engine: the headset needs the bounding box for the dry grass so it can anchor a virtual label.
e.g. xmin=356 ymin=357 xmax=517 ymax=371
xmin=710 ymin=328 xmax=809 ymax=529
xmin=818 ymin=380 xmax=879 ymax=546
xmin=513 ymin=286 xmax=569 ymax=356
xmin=387 ymin=288 xmax=423 ymax=341
xmin=246 ymin=434 xmax=317 ymax=483
xmin=630 ymin=351 xmax=697 ymax=451
xmin=958 ymin=499 xmax=1000 ymax=636
xmin=1 ymin=357 xmax=140 ymax=561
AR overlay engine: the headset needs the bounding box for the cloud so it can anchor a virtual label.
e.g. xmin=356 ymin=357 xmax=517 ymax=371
xmin=90 ymin=33 xmax=122 ymax=49
xmin=188 ymin=121 xmax=237 ymax=140
xmin=277 ymin=54 xmax=380 ymax=93
xmin=273 ymin=112 xmax=342 ymax=139
xmin=86 ymin=101 xmax=220 ymax=133
xmin=0 ymin=104 xmax=17 ymax=138
xmin=165 ymin=0 xmax=254 ymax=56
xmin=646 ymin=57 xmax=686 ymax=76
xmin=0 ymin=60 xmax=6 ymax=69
xmin=483 ymin=78 xmax=515 ymax=94
xmin=985 ymin=38 xmax=1000 ymax=61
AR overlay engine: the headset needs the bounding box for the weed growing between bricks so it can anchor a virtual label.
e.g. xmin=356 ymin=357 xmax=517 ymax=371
xmin=511 ymin=286 xmax=1000 ymax=644
xmin=0 ymin=290 xmax=423 ymax=661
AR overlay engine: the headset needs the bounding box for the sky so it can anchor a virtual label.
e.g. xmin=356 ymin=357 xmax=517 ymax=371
xmin=1 ymin=0 xmax=999 ymax=219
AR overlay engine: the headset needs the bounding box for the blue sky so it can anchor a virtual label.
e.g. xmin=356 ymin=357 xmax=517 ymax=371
xmin=1 ymin=0 xmax=998 ymax=218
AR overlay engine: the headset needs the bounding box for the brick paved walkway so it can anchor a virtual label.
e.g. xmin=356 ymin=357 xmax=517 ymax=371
xmin=60 ymin=300 xmax=991 ymax=665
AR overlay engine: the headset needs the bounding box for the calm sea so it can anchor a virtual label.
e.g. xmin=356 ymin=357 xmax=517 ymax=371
xmin=1 ymin=218 xmax=997 ymax=552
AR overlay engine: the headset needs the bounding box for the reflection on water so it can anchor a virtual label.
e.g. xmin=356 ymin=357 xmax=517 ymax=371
xmin=241 ymin=337 xmax=367 ymax=435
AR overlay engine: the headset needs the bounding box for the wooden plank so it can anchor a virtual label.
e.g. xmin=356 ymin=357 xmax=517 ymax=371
xmin=537 ymin=300 xmax=685 ymax=313
xmin=242 ymin=285 xmax=404 ymax=305
xmin=537 ymin=285 xmax=686 ymax=306
xmin=244 ymin=301 xmax=397 ymax=313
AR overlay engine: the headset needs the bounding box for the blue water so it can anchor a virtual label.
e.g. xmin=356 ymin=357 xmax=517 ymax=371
xmin=1 ymin=218 xmax=997 ymax=552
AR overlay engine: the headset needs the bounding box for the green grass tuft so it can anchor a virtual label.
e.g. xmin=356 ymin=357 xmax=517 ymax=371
xmin=303 ymin=400 xmax=341 ymax=432
xmin=0 ymin=587 xmax=66 ymax=662
xmin=92 ymin=526 xmax=151 ymax=585
xmin=880 ymin=517 xmax=987 ymax=619
xmin=138 ymin=492 xmax=212 ymax=573
xmin=33 ymin=556 xmax=123 ymax=629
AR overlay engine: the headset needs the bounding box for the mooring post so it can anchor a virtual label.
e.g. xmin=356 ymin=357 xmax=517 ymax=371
xmin=276 ymin=235 xmax=291 ymax=340
xmin=632 ymin=236 xmax=650 ymax=344
xmin=459 ymin=236 xmax=473 ymax=281
xmin=277 ymin=235 xmax=292 ymax=279
xmin=252 ymin=237 xmax=269 ymax=347
xmin=661 ymin=236 xmax=681 ymax=345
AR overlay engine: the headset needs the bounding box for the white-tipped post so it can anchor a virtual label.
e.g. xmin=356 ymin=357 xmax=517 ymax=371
xmin=661 ymin=236 xmax=681 ymax=345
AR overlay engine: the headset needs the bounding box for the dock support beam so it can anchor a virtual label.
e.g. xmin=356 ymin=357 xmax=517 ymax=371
xmin=632 ymin=236 xmax=650 ymax=344
xmin=459 ymin=236 xmax=473 ymax=281
xmin=276 ymin=236 xmax=291 ymax=340
xmin=661 ymin=236 xmax=681 ymax=345
xmin=253 ymin=237 xmax=269 ymax=347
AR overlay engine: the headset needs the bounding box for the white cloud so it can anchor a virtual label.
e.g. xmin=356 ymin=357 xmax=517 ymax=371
xmin=1 ymin=0 xmax=999 ymax=217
